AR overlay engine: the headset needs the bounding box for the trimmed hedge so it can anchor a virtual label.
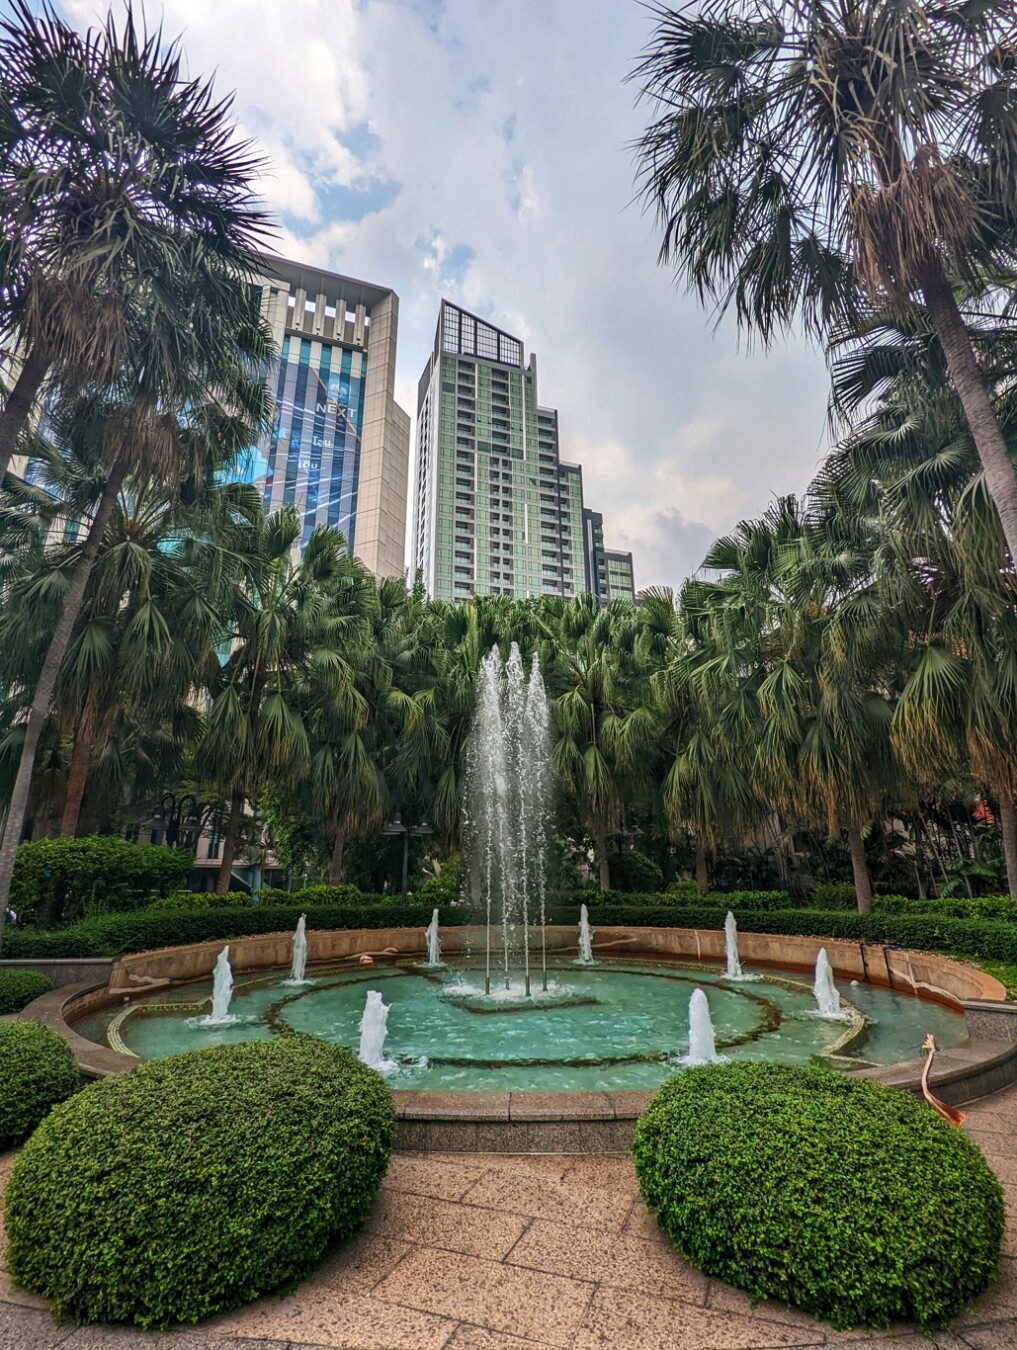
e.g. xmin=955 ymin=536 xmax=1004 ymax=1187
xmin=0 ymin=900 xmax=466 ymax=958
xmin=0 ymin=968 xmax=52 ymax=1015
xmin=634 ymin=1062 xmax=1004 ymax=1329
xmin=4 ymin=1037 xmax=396 ymax=1327
xmin=11 ymin=836 xmax=192 ymax=927
xmin=0 ymin=1021 xmax=79 ymax=1149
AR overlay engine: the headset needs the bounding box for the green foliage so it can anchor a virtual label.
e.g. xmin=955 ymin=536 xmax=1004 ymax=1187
xmin=4 ymin=1038 xmax=395 ymax=1327
xmin=663 ymin=876 xmax=701 ymax=901
xmin=634 ymin=1063 xmax=1003 ymax=1329
xmin=11 ymin=837 xmax=192 ymax=928
xmin=414 ymin=855 xmax=465 ymax=905
xmin=262 ymin=883 xmax=374 ymax=907
xmin=0 ymin=967 xmax=52 ymax=1014
xmin=144 ymin=890 xmax=254 ymax=912
xmin=811 ymin=882 xmax=860 ymax=910
xmin=610 ymin=849 xmax=664 ymax=893
xmin=1 ymin=900 xmax=469 ymax=958
xmin=0 ymin=1020 xmax=79 ymax=1148
xmin=873 ymin=894 xmax=1017 ymax=922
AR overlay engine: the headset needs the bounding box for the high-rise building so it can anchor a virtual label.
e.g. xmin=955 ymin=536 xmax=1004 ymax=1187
xmin=604 ymin=549 xmax=636 ymax=603
xmin=413 ymin=300 xmax=634 ymax=603
xmin=249 ymin=257 xmax=410 ymax=578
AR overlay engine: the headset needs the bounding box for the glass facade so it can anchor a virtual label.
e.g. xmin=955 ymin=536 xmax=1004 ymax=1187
xmin=258 ymin=334 xmax=367 ymax=549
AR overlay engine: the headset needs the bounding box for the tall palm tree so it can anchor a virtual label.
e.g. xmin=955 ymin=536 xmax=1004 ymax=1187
xmin=0 ymin=0 xmax=269 ymax=482
xmin=634 ymin=1 xmax=1017 ymax=562
xmin=0 ymin=381 xmax=265 ymax=946
xmin=197 ymin=510 xmax=358 ymax=892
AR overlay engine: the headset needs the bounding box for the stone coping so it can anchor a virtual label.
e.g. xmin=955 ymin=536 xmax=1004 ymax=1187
xmin=21 ymin=924 xmax=1017 ymax=1151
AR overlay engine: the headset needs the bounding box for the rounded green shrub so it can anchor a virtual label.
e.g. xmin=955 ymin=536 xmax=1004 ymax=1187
xmin=0 ymin=1020 xmax=79 ymax=1148
xmin=0 ymin=967 xmax=53 ymax=1014
xmin=633 ymin=1062 xmax=1003 ymax=1330
xmin=4 ymin=1037 xmax=396 ymax=1327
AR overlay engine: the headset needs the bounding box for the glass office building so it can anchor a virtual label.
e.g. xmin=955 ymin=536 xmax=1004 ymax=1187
xmin=247 ymin=258 xmax=410 ymax=578
xmin=413 ymin=300 xmax=635 ymax=603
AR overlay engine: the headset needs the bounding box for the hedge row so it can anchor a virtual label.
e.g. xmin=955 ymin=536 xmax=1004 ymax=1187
xmin=4 ymin=893 xmax=1017 ymax=967
xmin=12 ymin=836 xmax=192 ymax=927
xmin=0 ymin=901 xmax=469 ymax=958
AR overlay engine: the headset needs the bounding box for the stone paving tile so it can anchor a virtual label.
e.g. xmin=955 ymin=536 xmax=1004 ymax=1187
xmin=560 ymin=1155 xmax=640 ymax=1194
xmin=463 ymin=1155 xmax=574 ymax=1181
xmin=505 ymin=1216 xmax=708 ymax=1305
xmin=383 ymin=1155 xmax=491 ymax=1203
xmin=705 ymin=1281 xmax=844 ymax=1335
xmin=371 ymin=1247 xmax=595 ymax=1348
xmin=369 ymin=1189 xmax=530 ymax=1260
xmin=621 ymin=1198 xmax=671 ymax=1244
xmin=0 ymin=1305 xmax=76 ymax=1348
xmin=63 ymin=1333 xmax=290 ymax=1349
xmin=570 ymin=1285 xmax=826 ymax=1349
xmin=460 ymin=1169 xmax=632 ymax=1233
xmin=956 ymin=1324 xmax=1017 ymax=1348
xmin=214 ymin=1293 xmax=457 ymax=1350
xmin=443 ymin=1327 xmax=560 ymax=1349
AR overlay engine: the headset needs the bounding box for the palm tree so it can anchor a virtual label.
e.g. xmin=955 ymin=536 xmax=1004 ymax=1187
xmin=0 ymin=1 xmax=269 ymax=482
xmin=0 ymin=381 xmax=265 ymax=946
xmin=634 ymin=1 xmax=1017 ymax=563
xmin=197 ymin=510 xmax=358 ymax=893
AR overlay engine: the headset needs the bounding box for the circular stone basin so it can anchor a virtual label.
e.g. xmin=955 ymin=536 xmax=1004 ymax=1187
xmin=74 ymin=958 xmax=967 ymax=1092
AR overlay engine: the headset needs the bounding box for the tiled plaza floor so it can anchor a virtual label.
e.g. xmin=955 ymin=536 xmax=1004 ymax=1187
xmin=3 ymin=1092 xmax=1017 ymax=1350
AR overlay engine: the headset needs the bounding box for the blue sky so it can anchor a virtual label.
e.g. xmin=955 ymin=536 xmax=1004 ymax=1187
xmin=43 ymin=0 xmax=832 ymax=589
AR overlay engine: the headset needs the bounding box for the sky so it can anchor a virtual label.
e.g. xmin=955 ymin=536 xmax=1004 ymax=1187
xmin=50 ymin=0 xmax=833 ymax=591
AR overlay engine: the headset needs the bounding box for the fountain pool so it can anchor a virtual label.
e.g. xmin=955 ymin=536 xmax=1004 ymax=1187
xmin=74 ymin=956 xmax=965 ymax=1092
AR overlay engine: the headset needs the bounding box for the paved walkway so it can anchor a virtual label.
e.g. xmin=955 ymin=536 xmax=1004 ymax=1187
xmin=3 ymin=1092 xmax=1017 ymax=1350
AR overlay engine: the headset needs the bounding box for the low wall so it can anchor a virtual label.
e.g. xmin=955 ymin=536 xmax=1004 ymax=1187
xmin=0 ymin=957 xmax=115 ymax=989
xmin=106 ymin=924 xmax=1005 ymax=1008
xmin=26 ymin=923 xmax=1014 ymax=1152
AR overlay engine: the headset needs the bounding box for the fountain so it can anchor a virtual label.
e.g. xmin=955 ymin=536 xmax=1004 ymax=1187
xmin=424 ymin=909 xmax=442 ymax=967
xmin=684 ymin=987 xmax=722 ymax=1065
xmin=576 ymin=904 xmax=595 ymax=965
xmin=193 ymin=946 xmax=237 ymax=1026
xmin=813 ymin=948 xmax=845 ymax=1019
xmin=465 ymin=644 xmax=552 ymax=996
xmin=282 ymin=914 xmax=311 ymax=985
xmin=724 ymin=911 xmax=742 ymax=979
xmin=358 ymin=990 xmax=395 ymax=1071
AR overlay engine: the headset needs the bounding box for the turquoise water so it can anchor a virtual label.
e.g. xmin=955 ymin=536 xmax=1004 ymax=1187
xmin=74 ymin=958 xmax=966 ymax=1092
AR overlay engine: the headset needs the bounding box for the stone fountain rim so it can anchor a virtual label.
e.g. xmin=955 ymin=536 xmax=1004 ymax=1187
xmin=20 ymin=925 xmax=1017 ymax=1151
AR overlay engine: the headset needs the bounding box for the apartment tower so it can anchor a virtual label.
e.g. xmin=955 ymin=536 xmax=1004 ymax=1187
xmin=413 ymin=300 xmax=633 ymax=602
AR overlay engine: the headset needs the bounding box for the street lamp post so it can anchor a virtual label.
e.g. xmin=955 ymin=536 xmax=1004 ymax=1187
xmin=141 ymin=793 xmax=208 ymax=851
xmin=382 ymin=812 xmax=434 ymax=894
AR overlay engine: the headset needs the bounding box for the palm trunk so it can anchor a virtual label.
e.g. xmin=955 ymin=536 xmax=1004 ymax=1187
xmin=215 ymin=792 xmax=243 ymax=894
xmin=694 ymin=836 xmax=709 ymax=894
xmin=999 ymin=793 xmax=1017 ymax=904
xmin=922 ymin=263 xmax=1017 ymax=563
xmin=596 ymin=827 xmax=610 ymax=892
xmin=0 ymin=459 xmax=126 ymax=951
xmin=0 ymin=344 xmax=51 ymax=484
xmin=60 ymin=686 xmax=99 ymax=837
xmin=328 ymin=830 xmax=346 ymax=885
xmin=848 ymin=820 xmax=873 ymax=915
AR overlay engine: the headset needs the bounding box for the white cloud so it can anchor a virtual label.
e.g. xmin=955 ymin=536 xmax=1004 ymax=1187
xmin=57 ymin=0 xmax=833 ymax=591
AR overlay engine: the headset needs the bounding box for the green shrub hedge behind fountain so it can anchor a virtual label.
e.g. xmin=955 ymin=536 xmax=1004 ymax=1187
xmin=0 ymin=1020 xmax=79 ymax=1148
xmin=634 ymin=1062 xmax=1004 ymax=1330
xmin=4 ymin=1037 xmax=396 ymax=1327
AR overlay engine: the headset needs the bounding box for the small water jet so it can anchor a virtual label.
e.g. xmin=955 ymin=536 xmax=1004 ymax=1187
xmin=813 ymin=948 xmax=846 ymax=1019
xmin=576 ymin=904 xmax=595 ymax=965
xmin=684 ymin=987 xmax=722 ymax=1065
xmin=358 ymin=990 xmax=396 ymax=1071
xmin=192 ymin=946 xmax=238 ymax=1027
xmin=282 ymin=914 xmax=312 ymax=986
xmin=424 ymin=909 xmax=442 ymax=967
xmin=724 ymin=911 xmax=742 ymax=979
